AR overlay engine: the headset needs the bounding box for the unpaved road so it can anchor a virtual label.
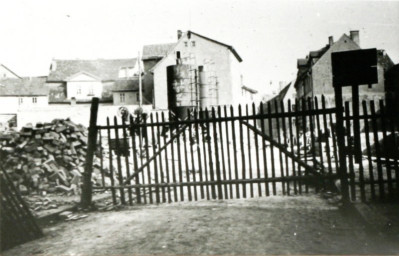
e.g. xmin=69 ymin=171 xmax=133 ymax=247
xmin=4 ymin=195 xmax=399 ymax=255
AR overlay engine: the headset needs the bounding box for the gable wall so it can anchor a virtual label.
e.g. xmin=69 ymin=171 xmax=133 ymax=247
xmin=153 ymin=34 xmax=236 ymax=109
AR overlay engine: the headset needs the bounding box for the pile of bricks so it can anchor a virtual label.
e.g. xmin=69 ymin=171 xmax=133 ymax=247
xmin=0 ymin=119 xmax=104 ymax=195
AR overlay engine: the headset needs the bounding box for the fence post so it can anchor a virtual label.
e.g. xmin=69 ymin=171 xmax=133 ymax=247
xmin=334 ymin=87 xmax=350 ymax=204
xmin=81 ymin=97 xmax=100 ymax=208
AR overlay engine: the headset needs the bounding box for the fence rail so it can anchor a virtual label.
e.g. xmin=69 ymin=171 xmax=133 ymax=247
xmin=82 ymin=96 xmax=398 ymax=206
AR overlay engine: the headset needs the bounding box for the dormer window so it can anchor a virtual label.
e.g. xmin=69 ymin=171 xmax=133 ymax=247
xmin=119 ymin=67 xmax=135 ymax=78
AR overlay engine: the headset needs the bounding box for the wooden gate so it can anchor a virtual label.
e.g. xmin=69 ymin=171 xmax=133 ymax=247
xmin=82 ymin=96 xmax=342 ymax=205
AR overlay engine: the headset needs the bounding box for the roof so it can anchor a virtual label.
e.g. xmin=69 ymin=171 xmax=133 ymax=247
xmin=112 ymin=79 xmax=140 ymax=92
xmin=241 ymin=86 xmax=258 ymax=94
xmin=47 ymin=58 xmax=137 ymax=82
xmin=142 ymin=43 xmax=176 ymax=60
xmin=149 ymin=30 xmax=243 ymax=72
xmin=188 ymin=31 xmax=243 ymax=62
xmin=0 ymin=77 xmax=48 ymax=96
xmin=0 ymin=64 xmax=22 ymax=79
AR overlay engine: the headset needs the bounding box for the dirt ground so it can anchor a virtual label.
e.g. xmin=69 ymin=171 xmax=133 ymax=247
xmin=4 ymin=195 xmax=399 ymax=256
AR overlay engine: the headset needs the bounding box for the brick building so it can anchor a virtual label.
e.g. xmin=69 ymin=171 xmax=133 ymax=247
xmin=294 ymin=31 xmax=394 ymax=108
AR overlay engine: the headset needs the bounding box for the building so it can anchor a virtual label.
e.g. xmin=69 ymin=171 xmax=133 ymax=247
xmin=46 ymin=58 xmax=139 ymax=103
xmin=0 ymin=77 xmax=48 ymax=113
xmin=143 ymin=30 xmax=246 ymax=110
xmin=385 ymin=64 xmax=399 ymax=114
xmin=294 ymin=31 xmax=394 ymax=107
xmin=112 ymin=79 xmax=141 ymax=105
xmin=0 ymin=64 xmax=21 ymax=80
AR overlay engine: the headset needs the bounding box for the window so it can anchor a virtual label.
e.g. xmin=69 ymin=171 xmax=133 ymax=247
xmin=88 ymin=87 xmax=94 ymax=95
xmin=176 ymin=51 xmax=181 ymax=59
xmin=184 ymin=41 xmax=188 ymax=47
xmin=77 ymin=87 xmax=82 ymax=95
xmin=191 ymin=41 xmax=196 ymax=47
xmin=19 ymin=98 xmax=23 ymax=104
xmin=32 ymin=97 xmax=37 ymax=103
xmin=120 ymin=93 xmax=125 ymax=103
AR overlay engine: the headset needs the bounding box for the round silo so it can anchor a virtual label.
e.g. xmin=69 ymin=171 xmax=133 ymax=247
xmin=167 ymin=64 xmax=196 ymax=120
xmin=199 ymin=67 xmax=208 ymax=109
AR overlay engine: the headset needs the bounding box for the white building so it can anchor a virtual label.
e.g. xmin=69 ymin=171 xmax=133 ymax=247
xmin=0 ymin=77 xmax=48 ymax=114
xmin=143 ymin=30 xmax=255 ymax=110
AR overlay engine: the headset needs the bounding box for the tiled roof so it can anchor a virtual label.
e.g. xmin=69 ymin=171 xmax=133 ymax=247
xmin=112 ymin=79 xmax=140 ymax=92
xmin=0 ymin=77 xmax=48 ymax=96
xmin=142 ymin=43 xmax=176 ymax=60
xmin=47 ymin=58 xmax=137 ymax=82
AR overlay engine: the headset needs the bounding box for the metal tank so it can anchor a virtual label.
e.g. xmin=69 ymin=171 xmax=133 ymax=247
xmin=166 ymin=64 xmax=197 ymax=120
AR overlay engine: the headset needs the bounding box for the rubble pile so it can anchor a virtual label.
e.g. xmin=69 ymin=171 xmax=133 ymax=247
xmin=0 ymin=119 xmax=104 ymax=195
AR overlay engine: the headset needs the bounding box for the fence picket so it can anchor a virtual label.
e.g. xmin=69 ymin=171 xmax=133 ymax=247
xmin=280 ymin=100 xmax=290 ymax=195
xmin=113 ymin=117 xmax=126 ymax=204
xmin=287 ymin=100 xmax=297 ymax=194
xmin=187 ymin=109 xmax=198 ymax=201
xmin=194 ymin=109 xmax=205 ymax=199
xmin=106 ymin=117 xmax=117 ymax=204
xmin=230 ymin=106 xmax=240 ymax=199
xmin=238 ymin=105 xmax=247 ymax=198
xmin=246 ymin=105 xmax=254 ymax=197
xmin=155 ymin=113 xmax=166 ymax=203
xmin=253 ymin=103 xmax=262 ymax=197
xmin=224 ymin=106 xmax=234 ymax=199
xmin=121 ymin=117 xmax=133 ymax=205
xmin=295 ymin=99 xmax=302 ymax=194
xmin=267 ymin=101 xmax=277 ymax=195
xmin=129 ymin=115 xmax=141 ymax=204
xmin=361 ymin=101 xmax=376 ymax=200
xmin=217 ymin=106 xmax=228 ymax=199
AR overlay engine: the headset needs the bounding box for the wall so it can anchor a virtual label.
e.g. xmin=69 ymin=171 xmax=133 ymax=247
xmin=15 ymin=103 xmax=153 ymax=129
xmin=0 ymin=96 xmax=48 ymax=114
xmin=153 ymin=33 xmax=237 ymax=110
xmin=113 ymin=91 xmax=139 ymax=105
xmin=66 ymin=73 xmax=102 ymax=100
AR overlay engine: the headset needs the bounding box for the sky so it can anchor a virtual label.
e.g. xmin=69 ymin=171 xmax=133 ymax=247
xmin=1 ymin=0 xmax=398 ymax=94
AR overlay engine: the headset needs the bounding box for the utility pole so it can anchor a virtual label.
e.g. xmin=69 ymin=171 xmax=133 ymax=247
xmin=138 ymin=51 xmax=142 ymax=108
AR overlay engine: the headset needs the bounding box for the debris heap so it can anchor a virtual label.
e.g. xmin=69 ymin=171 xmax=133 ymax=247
xmin=0 ymin=119 xmax=104 ymax=195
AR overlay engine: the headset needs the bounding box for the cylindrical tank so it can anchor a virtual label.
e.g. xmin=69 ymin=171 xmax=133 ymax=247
xmin=167 ymin=64 xmax=196 ymax=120
xmin=199 ymin=67 xmax=208 ymax=109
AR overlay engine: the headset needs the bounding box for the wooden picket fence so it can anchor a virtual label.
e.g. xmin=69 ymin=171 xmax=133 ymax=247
xmin=342 ymin=99 xmax=399 ymax=202
xmin=83 ymin=96 xmax=349 ymax=205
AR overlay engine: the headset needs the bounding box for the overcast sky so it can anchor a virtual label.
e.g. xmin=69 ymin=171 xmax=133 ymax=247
xmin=1 ymin=0 xmax=398 ymax=93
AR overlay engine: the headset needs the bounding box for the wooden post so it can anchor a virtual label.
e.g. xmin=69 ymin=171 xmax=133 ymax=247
xmin=334 ymin=87 xmax=350 ymax=203
xmin=352 ymin=85 xmax=362 ymax=163
xmin=81 ymin=97 xmax=99 ymax=208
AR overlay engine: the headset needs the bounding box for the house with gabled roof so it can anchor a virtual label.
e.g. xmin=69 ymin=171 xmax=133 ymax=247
xmin=0 ymin=77 xmax=49 ymax=113
xmin=294 ymin=31 xmax=394 ymax=107
xmin=46 ymin=58 xmax=140 ymax=103
xmin=142 ymin=30 xmax=247 ymax=110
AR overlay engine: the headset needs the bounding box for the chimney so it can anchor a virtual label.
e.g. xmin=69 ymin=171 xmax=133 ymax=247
xmin=50 ymin=60 xmax=57 ymax=71
xmin=350 ymin=30 xmax=360 ymax=46
xmin=328 ymin=36 xmax=334 ymax=46
xmin=177 ymin=30 xmax=182 ymax=39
